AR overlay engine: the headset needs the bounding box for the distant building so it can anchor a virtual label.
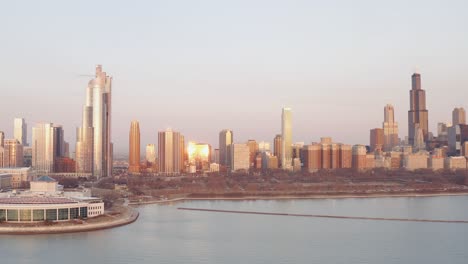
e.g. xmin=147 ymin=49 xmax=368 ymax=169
xmin=247 ymin=140 xmax=258 ymax=168
xmin=32 ymin=123 xmax=56 ymax=173
xmin=437 ymin=122 xmax=451 ymax=141
xmin=188 ymin=142 xmax=211 ymax=172
xmin=158 ymin=129 xmax=184 ymax=175
xmin=383 ymin=104 xmax=399 ymax=151
xmin=281 ymin=108 xmax=293 ymax=170
xmin=14 ymin=118 xmax=28 ymax=146
xmin=408 ymin=73 xmax=429 ymax=145
xmin=339 ymin=144 xmax=352 ymax=168
xmin=1 ymin=139 xmax=24 ymax=168
xmin=448 ymin=124 xmax=468 ymax=155
xmin=0 ymin=174 xmax=12 ymax=189
xmin=230 ymin=143 xmax=250 ymax=172
xmin=444 ymin=157 xmax=467 ymax=171
xmin=452 ymin=107 xmax=466 ymax=126
xmin=302 ymin=144 xmax=321 ymax=172
xmin=0 ymin=131 xmax=4 ymax=147
xmin=273 ymin=134 xmax=282 ymax=166
xmin=258 ymin=141 xmax=270 ymax=152
xmin=128 ymin=121 xmax=141 ymax=173
xmin=352 ymin=145 xmax=367 ymax=170
xmin=54 ymin=157 xmax=76 ymax=173
xmin=219 ymin=130 xmax=233 ymax=168
xmin=321 ymin=143 xmax=331 ymax=169
xmin=146 ymin=144 xmax=156 ymax=164
xmin=0 ymin=167 xmax=36 ymax=188
xmin=403 ymin=152 xmax=428 ymax=170
xmin=370 ymin=128 xmax=384 ymax=152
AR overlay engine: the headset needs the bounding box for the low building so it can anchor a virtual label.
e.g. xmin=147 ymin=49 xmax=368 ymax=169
xmin=209 ymin=163 xmax=220 ymax=173
xmin=0 ymin=174 xmax=12 ymax=189
xmin=429 ymin=156 xmax=444 ymax=170
xmin=30 ymin=176 xmax=62 ymax=193
xmin=0 ymin=167 xmax=36 ymax=188
xmin=352 ymin=145 xmax=367 ymax=170
xmin=444 ymin=156 xmax=467 ymax=170
xmin=403 ymin=153 xmax=428 ymax=170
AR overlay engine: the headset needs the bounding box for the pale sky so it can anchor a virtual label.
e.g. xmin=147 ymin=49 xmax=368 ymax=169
xmin=1 ymin=0 xmax=467 ymax=155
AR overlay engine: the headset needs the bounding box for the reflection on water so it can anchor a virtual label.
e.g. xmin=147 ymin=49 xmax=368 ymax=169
xmin=1 ymin=196 xmax=468 ymax=264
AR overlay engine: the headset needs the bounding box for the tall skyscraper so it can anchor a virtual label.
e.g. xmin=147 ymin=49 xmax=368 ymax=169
xmin=383 ymin=104 xmax=399 ymax=151
xmin=281 ymin=107 xmax=292 ymax=170
xmin=273 ymin=134 xmax=282 ymax=164
xmin=219 ymin=129 xmax=233 ymax=168
xmin=452 ymin=107 xmax=466 ymax=126
xmin=76 ymin=65 xmax=113 ymax=178
xmin=408 ymin=73 xmax=429 ymax=145
xmin=158 ymin=129 xmax=184 ymax=175
xmin=14 ymin=118 xmax=27 ymax=146
xmin=230 ymin=143 xmax=250 ymax=171
xmin=129 ymin=121 xmax=140 ymax=173
xmin=146 ymin=144 xmax=156 ymax=163
xmin=32 ymin=123 xmax=55 ymax=173
xmin=247 ymin=139 xmax=258 ymax=167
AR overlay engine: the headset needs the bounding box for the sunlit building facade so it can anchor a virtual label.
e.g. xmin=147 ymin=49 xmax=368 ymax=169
xmin=14 ymin=118 xmax=27 ymax=146
xmin=128 ymin=121 xmax=140 ymax=173
xmin=219 ymin=130 xmax=233 ymax=169
xmin=158 ymin=129 xmax=184 ymax=175
xmin=281 ymin=108 xmax=292 ymax=170
xmin=383 ymin=104 xmax=399 ymax=151
xmin=408 ymin=73 xmax=429 ymax=145
xmin=188 ymin=142 xmax=211 ymax=172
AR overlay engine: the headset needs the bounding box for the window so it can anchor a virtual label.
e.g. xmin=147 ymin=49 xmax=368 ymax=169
xmin=70 ymin=208 xmax=79 ymax=219
xmin=0 ymin=209 xmax=5 ymax=221
xmin=46 ymin=209 xmax=57 ymax=221
xmin=20 ymin=209 xmax=31 ymax=222
xmin=33 ymin=209 xmax=44 ymax=221
xmin=79 ymin=207 xmax=88 ymax=218
xmin=7 ymin=209 xmax=19 ymax=221
xmin=58 ymin=208 xmax=69 ymax=220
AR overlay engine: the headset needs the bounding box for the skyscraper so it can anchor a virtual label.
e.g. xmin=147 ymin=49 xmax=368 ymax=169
xmin=383 ymin=104 xmax=399 ymax=151
xmin=281 ymin=108 xmax=292 ymax=170
xmin=370 ymin=128 xmax=384 ymax=152
xmin=14 ymin=118 xmax=27 ymax=146
xmin=0 ymin=131 xmax=4 ymax=147
xmin=452 ymin=107 xmax=466 ymax=126
xmin=158 ymin=129 xmax=184 ymax=175
xmin=1 ymin=139 xmax=24 ymax=167
xmin=408 ymin=73 xmax=429 ymax=145
xmin=76 ymin=65 xmax=113 ymax=178
xmin=146 ymin=144 xmax=156 ymax=164
xmin=273 ymin=134 xmax=282 ymax=164
xmin=129 ymin=121 xmax=140 ymax=173
xmin=247 ymin=139 xmax=258 ymax=168
xmin=219 ymin=129 xmax=233 ymax=168
xmin=32 ymin=123 xmax=55 ymax=173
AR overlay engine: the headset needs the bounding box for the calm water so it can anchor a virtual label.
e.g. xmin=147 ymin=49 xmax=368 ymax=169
xmin=1 ymin=196 xmax=468 ymax=264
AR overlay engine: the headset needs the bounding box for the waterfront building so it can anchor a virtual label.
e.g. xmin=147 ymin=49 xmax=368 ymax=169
xmin=14 ymin=118 xmax=28 ymax=146
xmin=370 ymin=128 xmax=384 ymax=152
xmin=128 ymin=121 xmax=140 ymax=173
xmin=230 ymin=143 xmax=250 ymax=172
xmin=444 ymin=156 xmax=467 ymax=171
xmin=273 ymin=134 xmax=282 ymax=166
xmin=219 ymin=129 xmax=233 ymax=169
xmin=383 ymin=104 xmax=399 ymax=151
xmin=301 ymin=144 xmax=321 ymax=172
xmin=158 ymin=129 xmax=184 ymax=175
xmin=429 ymin=155 xmax=444 ymax=170
xmin=352 ymin=145 xmax=367 ymax=170
xmin=452 ymin=107 xmax=466 ymax=126
xmin=76 ymin=65 xmax=113 ymax=178
xmin=403 ymin=152 xmax=429 ymax=170
xmin=408 ymin=73 xmax=429 ymax=145
xmin=339 ymin=144 xmax=352 ymax=168
xmin=321 ymin=143 xmax=331 ymax=169
xmin=365 ymin=154 xmax=375 ymax=169
xmin=32 ymin=123 xmax=55 ymax=174
xmin=146 ymin=144 xmax=156 ymax=164
xmin=281 ymin=108 xmax=293 ymax=170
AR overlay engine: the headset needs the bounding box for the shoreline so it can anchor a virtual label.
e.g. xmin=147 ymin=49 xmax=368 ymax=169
xmin=129 ymin=191 xmax=468 ymax=206
xmin=0 ymin=207 xmax=139 ymax=235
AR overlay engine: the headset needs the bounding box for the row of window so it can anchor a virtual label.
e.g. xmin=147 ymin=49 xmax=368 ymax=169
xmin=0 ymin=207 xmax=88 ymax=222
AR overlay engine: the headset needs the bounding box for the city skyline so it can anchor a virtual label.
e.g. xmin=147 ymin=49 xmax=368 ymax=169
xmin=1 ymin=1 xmax=468 ymax=154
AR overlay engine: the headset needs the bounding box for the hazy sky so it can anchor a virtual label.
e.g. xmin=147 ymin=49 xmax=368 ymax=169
xmin=1 ymin=0 xmax=467 ymax=155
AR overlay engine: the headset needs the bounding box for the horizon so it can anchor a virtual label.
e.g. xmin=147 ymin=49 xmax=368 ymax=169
xmin=1 ymin=0 xmax=468 ymax=154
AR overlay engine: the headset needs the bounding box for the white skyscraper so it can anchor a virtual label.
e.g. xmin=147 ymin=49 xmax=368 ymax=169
xmin=76 ymin=65 xmax=113 ymax=178
xmin=14 ymin=118 xmax=27 ymax=146
xmin=146 ymin=144 xmax=156 ymax=163
xmin=281 ymin=107 xmax=293 ymax=170
xmin=382 ymin=104 xmax=399 ymax=151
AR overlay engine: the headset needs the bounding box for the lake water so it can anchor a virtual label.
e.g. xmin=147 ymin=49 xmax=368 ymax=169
xmin=1 ymin=196 xmax=468 ymax=264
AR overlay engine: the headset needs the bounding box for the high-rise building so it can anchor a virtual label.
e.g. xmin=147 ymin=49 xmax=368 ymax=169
xmin=129 ymin=121 xmax=140 ymax=173
xmin=370 ymin=128 xmax=384 ymax=152
xmin=1 ymin=139 xmax=24 ymax=167
xmin=273 ymin=134 xmax=282 ymax=165
xmin=14 ymin=118 xmax=27 ymax=146
xmin=158 ymin=129 xmax=184 ymax=175
xmin=448 ymin=124 xmax=468 ymax=155
xmin=76 ymin=65 xmax=113 ymax=178
xmin=408 ymin=73 xmax=429 ymax=145
xmin=437 ymin=122 xmax=451 ymax=141
xmin=219 ymin=130 xmax=233 ymax=168
xmin=188 ymin=142 xmax=211 ymax=172
xmin=301 ymin=144 xmax=321 ymax=172
xmin=414 ymin=124 xmax=426 ymax=152
xmin=339 ymin=144 xmax=352 ymax=168
xmin=32 ymin=123 xmax=55 ymax=173
xmin=146 ymin=144 xmax=156 ymax=164
xmin=247 ymin=140 xmax=259 ymax=168
xmin=352 ymin=145 xmax=367 ymax=170
xmin=452 ymin=107 xmax=466 ymax=126
xmin=258 ymin=141 xmax=270 ymax=152
xmin=383 ymin=104 xmax=399 ymax=151
xmin=230 ymin=143 xmax=250 ymax=172
xmin=281 ymin=107 xmax=292 ymax=170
